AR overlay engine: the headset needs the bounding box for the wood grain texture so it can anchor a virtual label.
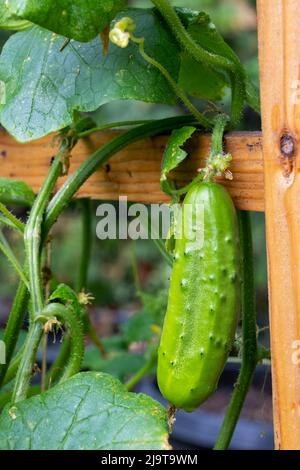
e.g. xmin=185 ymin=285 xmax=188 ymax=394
xmin=257 ymin=0 xmax=300 ymax=450
xmin=0 ymin=130 xmax=264 ymax=211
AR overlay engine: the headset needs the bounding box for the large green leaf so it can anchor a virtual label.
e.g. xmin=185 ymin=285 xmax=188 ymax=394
xmin=0 ymin=177 xmax=35 ymax=206
xmin=178 ymin=11 xmax=239 ymax=101
xmin=179 ymin=56 xmax=226 ymax=101
xmin=179 ymin=10 xmax=242 ymax=68
xmin=0 ymin=9 xmax=180 ymax=142
xmin=0 ymin=1 xmax=30 ymax=30
xmin=7 ymin=0 xmax=126 ymax=42
xmin=0 ymin=372 xmax=170 ymax=450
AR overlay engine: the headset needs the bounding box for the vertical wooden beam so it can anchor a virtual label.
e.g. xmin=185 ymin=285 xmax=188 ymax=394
xmin=257 ymin=0 xmax=300 ymax=449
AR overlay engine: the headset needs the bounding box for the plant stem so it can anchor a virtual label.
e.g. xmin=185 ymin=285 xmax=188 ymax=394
xmin=11 ymin=300 xmax=84 ymax=402
xmin=0 ymin=282 xmax=29 ymax=387
xmin=24 ymin=155 xmax=63 ymax=317
xmin=4 ymin=338 xmax=72 ymax=389
xmin=40 ymin=333 xmax=48 ymax=392
xmin=2 ymin=344 xmax=25 ymax=386
xmin=86 ymin=323 xmax=107 ymax=358
xmin=131 ymin=36 xmax=212 ymax=129
xmin=0 ymin=203 xmax=25 ymax=233
xmin=36 ymin=303 xmax=84 ymax=382
xmin=126 ymin=349 xmax=157 ymax=391
xmin=214 ymin=211 xmax=258 ymax=450
xmin=210 ymin=114 xmax=228 ymax=157
xmin=41 ymin=238 xmax=52 ymax=390
xmin=151 ymin=0 xmax=237 ymax=72
xmin=76 ymin=199 xmax=92 ymax=292
xmin=152 ymin=238 xmax=173 ymax=267
xmin=11 ymin=137 xmax=77 ymax=401
xmin=78 ymin=120 xmax=153 ymax=139
xmin=151 ymin=0 xmax=246 ymax=126
xmin=11 ymin=321 xmax=43 ymax=403
xmin=75 ymin=199 xmax=108 ymax=356
xmin=177 ymin=173 xmax=204 ymax=196
xmin=44 ymin=116 xmax=199 ymax=235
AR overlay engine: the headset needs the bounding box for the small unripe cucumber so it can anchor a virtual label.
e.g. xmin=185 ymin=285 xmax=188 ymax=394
xmin=157 ymin=182 xmax=241 ymax=412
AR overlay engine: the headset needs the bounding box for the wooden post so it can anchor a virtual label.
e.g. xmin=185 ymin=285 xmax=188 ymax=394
xmin=257 ymin=0 xmax=300 ymax=449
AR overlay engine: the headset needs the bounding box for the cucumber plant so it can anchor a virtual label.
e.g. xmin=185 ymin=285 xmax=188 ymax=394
xmin=0 ymin=0 xmax=267 ymax=451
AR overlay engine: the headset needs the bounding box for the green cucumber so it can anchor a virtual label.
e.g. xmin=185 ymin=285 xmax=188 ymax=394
xmin=157 ymin=181 xmax=241 ymax=412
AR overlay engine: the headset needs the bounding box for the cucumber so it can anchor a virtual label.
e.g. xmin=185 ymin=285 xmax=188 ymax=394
xmin=157 ymin=181 xmax=241 ymax=412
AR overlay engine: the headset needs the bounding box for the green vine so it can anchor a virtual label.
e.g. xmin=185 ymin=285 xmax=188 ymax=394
xmin=35 ymin=303 xmax=84 ymax=383
xmin=0 ymin=203 xmax=25 ymax=233
xmin=0 ymin=282 xmax=29 ymax=387
xmin=24 ymin=154 xmax=63 ymax=317
xmin=150 ymin=0 xmax=248 ymax=126
xmin=214 ymin=211 xmax=258 ymax=450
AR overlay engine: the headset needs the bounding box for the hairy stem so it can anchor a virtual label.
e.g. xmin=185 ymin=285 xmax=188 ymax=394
xmin=0 ymin=203 xmax=25 ymax=233
xmin=132 ymin=36 xmax=212 ymax=128
xmin=151 ymin=0 xmax=246 ymax=126
xmin=36 ymin=303 xmax=84 ymax=382
xmin=11 ymin=321 xmax=43 ymax=403
xmin=214 ymin=211 xmax=258 ymax=450
xmin=75 ymin=199 xmax=107 ymax=356
xmin=11 ymin=301 xmax=84 ymax=402
xmin=25 ymin=155 xmax=63 ymax=317
xmin=210 ymin=114 xmax=228 ymax=157
xmin=0 ymin=282 xmax=29 ymax=387
xmin=152 ymin=0 xmax=238 ymax=71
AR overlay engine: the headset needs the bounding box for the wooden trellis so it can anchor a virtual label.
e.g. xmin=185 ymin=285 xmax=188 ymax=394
xmin=0 ymin=0 xmax=299 ymax=450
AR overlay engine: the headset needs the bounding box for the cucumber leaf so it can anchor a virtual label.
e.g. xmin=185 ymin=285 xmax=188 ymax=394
xmin=0 ymin=177 xmax=35 ymax=206
xmin=6 ymin=0 xmax=127 ymax=41
xmin=0 ymin=372 xmax=170 ymax=450
xmin=0 ymin=9 xmax=180 ymax=142
xmin=49 ymin=283 xmax=82 ymax=316
xmin=161 ymin=126 xmax=196 ymax=197
xmin=179 ymin=55 xmax=227 ymax=101
xmin=177 ymin=11 xmax=236 ymax=101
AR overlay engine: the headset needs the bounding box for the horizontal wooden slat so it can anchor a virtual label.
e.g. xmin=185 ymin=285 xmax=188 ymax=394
xmin=0 ymin=130 xmax=264 ymax=211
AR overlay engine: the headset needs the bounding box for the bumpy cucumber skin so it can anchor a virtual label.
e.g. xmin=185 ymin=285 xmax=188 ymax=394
xmin=157 ymin=182 xmax=241 ymax=412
